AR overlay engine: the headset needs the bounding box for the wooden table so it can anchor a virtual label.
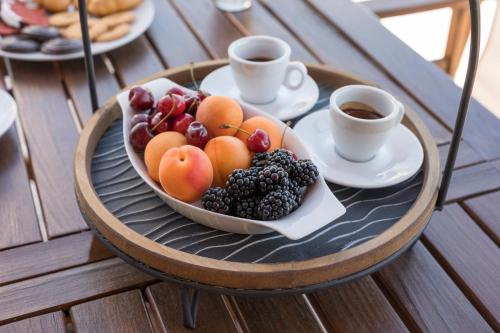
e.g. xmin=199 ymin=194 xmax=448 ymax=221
xmin=1 ymin=0 xmax=499 ymax=332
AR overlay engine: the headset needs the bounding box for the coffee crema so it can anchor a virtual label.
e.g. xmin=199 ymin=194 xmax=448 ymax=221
xmin=245 ymin=56 xmax=274 ymax=62
xmin=340 ymin=102 xmax=383 ymax=120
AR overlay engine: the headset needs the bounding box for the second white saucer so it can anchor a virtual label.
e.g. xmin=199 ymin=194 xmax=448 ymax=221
xmin=200 ymin=65 xmax=319 ymax=120
xmin=294 ymin=109 xmax=424 ymax=189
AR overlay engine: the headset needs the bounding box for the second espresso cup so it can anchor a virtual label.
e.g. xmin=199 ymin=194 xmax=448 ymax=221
xmin=329 ymin=85 xmax=405 ymax=162
xmin=228 ymin=36 xmax=307 ymax=104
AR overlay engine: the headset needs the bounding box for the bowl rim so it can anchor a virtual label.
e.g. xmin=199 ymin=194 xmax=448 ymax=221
xmin=74 ymin=60 xmax=440 ymax=290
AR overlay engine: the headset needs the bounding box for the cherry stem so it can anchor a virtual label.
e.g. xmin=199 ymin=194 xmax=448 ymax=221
xmin=220 ymin=123 xmax=251 ymax=135
xmin=280 ymin=121 xmax=292 ymax=148
xmin=151 ymin=93 xmax=176 ymax=132
xmin=189 ymin=62 xmax=200 ymax=91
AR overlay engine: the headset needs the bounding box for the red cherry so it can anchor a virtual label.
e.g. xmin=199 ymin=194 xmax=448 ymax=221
xmin=130 ymin=113 xmax=150 ymax=128
xmin=185 ymin=121 xmax=210 ymax=148
xmin=247 ymin=129 xmax=271 ymax=153
xmin=166 ymin=87 xmax=186 ymax=96
xmin=157 ymin=93 xmax=186 ymax=118
xmin=184 ymin=94 xmax=200 ymax=115
xmin=197 ymin=90 xmax=210 ymax=102
xmin=129 ymin=86 xmax=154 ymax=111
xmin=130 ymin=122 xmax=153 ymax=151
xmin=149 ymin=112 xmax=172 ymax=134
xmin=172 ymin=113 xmax=195 ymax=135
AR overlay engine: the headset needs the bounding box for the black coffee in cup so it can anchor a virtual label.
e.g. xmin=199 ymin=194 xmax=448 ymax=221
xmin=340 ymin=102 xmax=383 ymax=120
xmin=246 ymin=56 xmax=275 ymax=62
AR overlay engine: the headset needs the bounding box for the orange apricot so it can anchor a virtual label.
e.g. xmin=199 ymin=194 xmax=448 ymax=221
xmin=196 ymin=96 xmax=243 ymax=137
xmin=235 ymin=116 xmax=282 ymax=151
xmin=144 ymin=131 xmax=187 ymax=182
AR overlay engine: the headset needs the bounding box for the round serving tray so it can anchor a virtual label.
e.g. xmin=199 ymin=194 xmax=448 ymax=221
xmin=0 ymin=0 xmax=154 ymax=61
xmin=75 ymin=60 xmax=440 ymax=292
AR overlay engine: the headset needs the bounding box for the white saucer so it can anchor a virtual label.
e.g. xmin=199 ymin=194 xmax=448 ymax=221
xmin=200 ymin=65 xmax=319 ymax=120
xmin=294 ymin=109 xmax=424 ymax=188
xmin=0 ymin=90 xmax=17 ymax=138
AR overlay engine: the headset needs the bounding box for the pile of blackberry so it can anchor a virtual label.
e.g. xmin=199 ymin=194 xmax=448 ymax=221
xmin=202 ymin=149 xmax=319 ymax=221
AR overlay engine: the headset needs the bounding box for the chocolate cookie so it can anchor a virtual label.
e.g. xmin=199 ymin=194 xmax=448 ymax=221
xmin=41 ymin=38 xmax=83 ymax=54
xmin=22 ymin=26 xmax=60 ymax=42
xmin=0 ymin=36 xmax=39 ymax=53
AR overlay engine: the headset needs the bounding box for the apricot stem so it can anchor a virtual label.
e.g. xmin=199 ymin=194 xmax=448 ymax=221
xmin=151 ymin=93 xmax=176 ymax=132
xmin=220 ymin=123 xmax=251 ymax=136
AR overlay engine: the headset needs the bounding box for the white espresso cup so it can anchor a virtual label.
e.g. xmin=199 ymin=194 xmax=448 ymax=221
xmin=329 ymin=85 xmax=405 ymax=162
xmin=228 ymin=36 xmax=307 ymax=104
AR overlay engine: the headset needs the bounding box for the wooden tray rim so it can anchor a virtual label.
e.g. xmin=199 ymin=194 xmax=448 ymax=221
xmin=74 ymin=60 xmax=440 ymax=290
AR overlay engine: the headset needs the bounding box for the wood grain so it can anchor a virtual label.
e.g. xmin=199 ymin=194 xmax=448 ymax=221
xmin=74 ymin=62 xmax=440 ymax=290
xmin=375 ymin=241 xmax=493 ymax=333
xmin=312 ymin=277 xmax=409 ymax=333
xmin=445 ymin=161 xmax=500 ymax=202
xmin=173 ymin=0 xmax=244 ymax=58
xmin=228 ymin=0 xmax=317 ymax=62
xmin=110 ymin=37 xmax=164 ymax=85
xmin=463 ymin=191 xmax=500 ymax=244
xmin=438 ymin=141 xmax=484 ymax=170
xmin=0 ymin=126 xmax=40 ymax=250
xmin=70 ymin=290 xmax=154 ymax=333
xmin=147 ymin=0 xmax=210 ymax=66
xmin=306 ymin=0 xmax=500 ymax=160
xmin=231 ymin=294 xmax=324 ymax=332
xmin=260 ymin=0 xmax=450 ymax=145
xmin=0 ymin=258 xmax=155 ymax=324
xmin=0 ymin=312 xmax=65 ymax=333
xmin=146 ymin=283 xmax=237 ymax=333
xmin=60 ymin=57 xmax=120 ymax=123
xmin=424 ymin=204 xmax=500 ymax=329
xmin=0 ymin=231 xmax=112 ymax=286
xmin=9 ymin=61 xmax=86 ymax=238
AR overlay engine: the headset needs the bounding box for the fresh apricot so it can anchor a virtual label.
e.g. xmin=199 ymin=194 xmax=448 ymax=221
xmin=196 ymin=96 xmax=243 ymax=137
xmin=158 ymin=145 xmax=213 ymax=203
xmin=235 ymin=116 xmax=282 ymax=151
xmin=204 ymin=136 xmax=252 ymax=187
xmin=144 ymin=132 xmax=187 ymax=182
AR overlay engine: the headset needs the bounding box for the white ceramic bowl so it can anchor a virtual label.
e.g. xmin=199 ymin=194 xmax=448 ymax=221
xmin=0 ymin=0 xmax=155 ymax=61
xmin=117 ymin=78 xmax=346 ymax=240
xmin=0 ymin=90 xmax=17 ymax=138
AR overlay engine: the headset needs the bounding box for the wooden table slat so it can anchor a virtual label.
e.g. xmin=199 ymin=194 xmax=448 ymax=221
xmin=424 ymin=204 xmax=500 ymax=329
xmin=307 ymin=0 xmax=500 ymax=160
xmin=146 ymin=283 xmax=238 ymax=333
xmin=463 ymin=191 xmax=500 ymax=244
xmin=312 ymin=277 xmax=409 ymax=333
xmin=70 ymin=290 xmax=154 ymax=333
xmin=375 ymin=241 xmax=493 ymax=333
xmin=445 ymin=161 xmax=500 ymax=202
xmin=147 ymin=0 xmax=211 ymax=67
xmin=0 ymin=258 xmax=155 ymax=324
xmin=9 ymin=61 xmax=86 ymax=238
xmin=0 ymin=312 xmax=65 ymax=333
xmin=260 ymin=0 xmax=450 ymax=144
xmin=0 ymin=231 xmax=112 ymax=286
xmin=438 ymin=140 xmax=485 ymax=170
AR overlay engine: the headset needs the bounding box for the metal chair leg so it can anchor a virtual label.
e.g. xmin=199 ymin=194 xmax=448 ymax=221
xmin=181 ymin=287 xmax=201 ymax=329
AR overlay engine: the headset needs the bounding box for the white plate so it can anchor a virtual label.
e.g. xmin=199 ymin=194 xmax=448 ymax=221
xmin=0 ymin=90 xmax=17 ymax=138
xmin=294 ymin=109 xmax=424 ymax=189
xmin=0 ymin=0 xmax=154 ymax=61
xmin=117 ymin=79 xmax=345 ymax=240
xmin=200 ymin=65 xmax=319 ymax=120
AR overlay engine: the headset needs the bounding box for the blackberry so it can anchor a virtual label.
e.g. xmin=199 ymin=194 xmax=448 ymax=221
xmin=290 ymin=159 xmax=319 ymax=186
xmin=289 ymin=179 xmax=304 ymax=205
xmin=201 ymin=188 xmax=232 ymax=214
xmin=225 ymin=168 xmax=258 ymax=199
xmin=257 ymin=189 xmax=296 ymax=220
xmin=268 ymin=149 xmax=295 ymax=172
xmin=251 ymin=152 xmax=270 ymax=168
xmin=235 ymin=196 xmax=261 ymax=219
xmin=257 ymin=165 xmax=289 ymax=193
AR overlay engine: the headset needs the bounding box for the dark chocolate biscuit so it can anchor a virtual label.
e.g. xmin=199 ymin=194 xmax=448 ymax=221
xmin=41 ymin=38 xmax=83 ymax=54
xmin=0 ymin=36 xmax=39 ymax=53
xmin=22 ymin=25 xmax=60 ymax=42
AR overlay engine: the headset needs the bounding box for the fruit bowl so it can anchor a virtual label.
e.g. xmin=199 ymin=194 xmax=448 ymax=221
xmin=117 ymin=78 xmax=345 ymax=240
